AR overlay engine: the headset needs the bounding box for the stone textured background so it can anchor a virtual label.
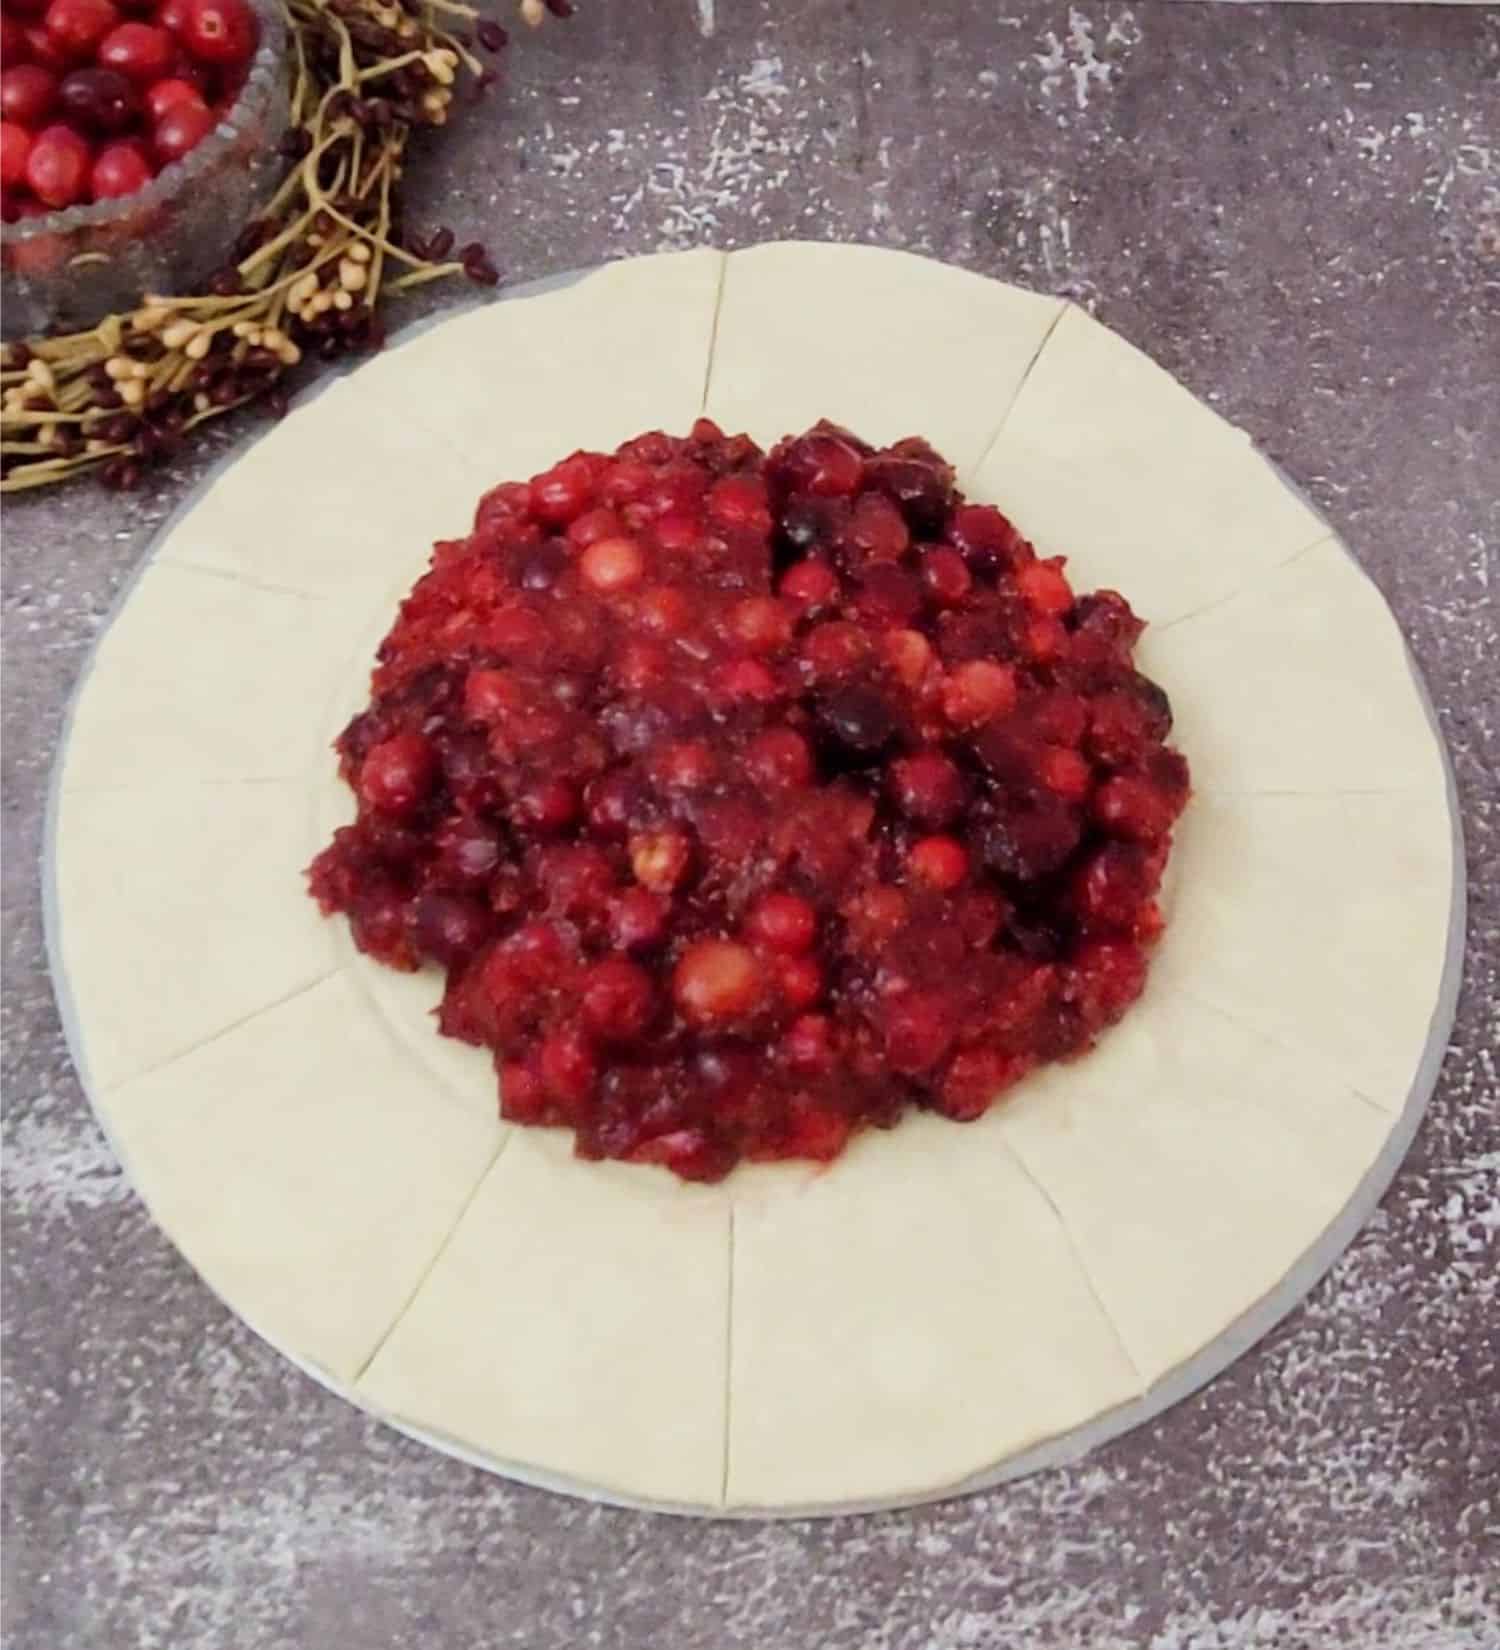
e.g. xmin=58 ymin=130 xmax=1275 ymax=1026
xmin=3 ymin=4 xmax=1497 ymax=1646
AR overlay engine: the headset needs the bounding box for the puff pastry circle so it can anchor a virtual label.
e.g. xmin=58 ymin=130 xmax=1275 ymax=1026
xmin=48 ymin=243 xmax=1462 ymax=1516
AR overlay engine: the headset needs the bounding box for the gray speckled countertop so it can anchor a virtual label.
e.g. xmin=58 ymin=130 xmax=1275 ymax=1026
xmin=3 ymin=5 xmax=1497 ymax=1647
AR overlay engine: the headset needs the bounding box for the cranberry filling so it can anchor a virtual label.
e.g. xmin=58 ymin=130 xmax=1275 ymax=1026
xmin=308 ymin=419 xmax=1190 ymax=1182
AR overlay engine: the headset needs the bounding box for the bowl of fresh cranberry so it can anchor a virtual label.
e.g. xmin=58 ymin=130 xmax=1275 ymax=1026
xmin=0 ymin=0 xmax=284 ymax=336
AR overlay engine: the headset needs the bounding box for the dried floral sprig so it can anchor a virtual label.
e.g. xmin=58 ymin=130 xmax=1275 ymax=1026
xmin=0 ymin=0 xmax=561 ymax=494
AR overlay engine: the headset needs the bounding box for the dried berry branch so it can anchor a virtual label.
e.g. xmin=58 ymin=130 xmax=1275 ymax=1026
xmin=0 ymin=0 xmax=557 ymax=493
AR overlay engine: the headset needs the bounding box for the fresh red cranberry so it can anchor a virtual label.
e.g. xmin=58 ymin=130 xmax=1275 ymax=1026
xmin=776 ymin=429 xmax=864 ymax=497
xmin=176 ymin=0 xmax=255 ymax=63
xmin=707 ymin=474 xmax=771 ymax=530
xmin=96 ymin=18 xmax=172 ymax=76
xmin=817 ymin=685 xmax=898 ymax=760
xmin=566 ymin=506 xmax=624 ymax=547
xmin=1145 ymin=747 xmax=1190 ymax=810
xmin=746 ymin=892 xmax=817 ymax=955
xmin=348 ymin=884 xmax=416 ymax=969
xmin=801 ymin=620 xmax=870 ymax=682
xmin=674 ymin=939 xmax=764 ymax=1025
xmin=462 ymin=667 xmax=520 ymax=724
xmin=880 ymin=628 xmax=931 ymax=688
xmin=956 ymin=889 xmax=1006 ymax=948
xmin=530 ymin=457 xmax=595 ymax=524
xmin=1072 ymin=590 xmax=1145 ymax=661
xmin=715 ymin=657 xmax=779 ymax=704
xmin=983 ymin=799 xmax=1082 ymax=881
xmin=920 ymin=547 xmax=971 ymax=606
xmin=434 ymin=817 xmax=503 ymax=885
xmin=725 ymin=595 xmax=793 ymax=655
xmin=600 ymin=458 xmax=654 ymax=505
xmin=884 ymin=990 xmax=956 ymax=1075
xmin=635 ymin=585 xmax=691 ymax=638
xmin=776 ymin=954 xmax=823 ymax=1010
xmin=580 ymin=535 xmax=645 ymax=593
xmin=1023 ymin=617 xmax=1068 ymax=664
xmin=0 ymin=120 xmax=30 ymax=187
xmin=779 ymin=557 xmax=839 ymax=609
xmin=1072 ymin=843 xmax=1155 ymax=931
xmin=865 ymin=450 xmax=953 ymax=535
xmin=151 ymin=90 xmax=212 ymax=160
xmin=1066 ymin=941 xmax=1147 ymax=1025
xmin=1 ymin=64 xmax=58 ymax=124
xmin=1037 ymin=745 xmax=1091 ymax=802
xmin=474 ymin=479 xmax=532 ymax=530
xmin=411 ymin=892 xmax=492 ymax=966
xmin=513 ymin=777 xmax=578 ymax=835
xmin=1093 ymin=774 xmax=1174 ymax=842
xmin=1015 ymin=558 xmax=1074 ymax=616
xmin=937 ymin=1048 xmax=1031 ymax=1121
xmin=744 ymin=727 xmax=814 ymax=791
xmin=498 ymin=1059 xmax=548 ymax=1124
xmin=539 ymin=1025 xmax=597 ymax=1111
xmin=42 ymin=0 xmax=118 ymax=57
xmin=536 ymin=843 xmax=614 ymax=916
xmin=1033 ymin=691 xmax=1090 ymax=747
xmin=580 ymin=957 xmax=655 ymax=1040
xmin=0 ymin=16 xmax=26 ymax=63
xmin=88 ymin=134 xmax=150 ymax=196
xmin=609 ymin=887 xmax=670 ymax=953
xmin=57 ymin=64 xmax=137 ymax=131
xmin=359 ymin=732 xmax=437 ymax=814
xmin=907 ymin=835 xmax=968 ymax=891
xmin=628 ymin=1128 xmax=735 ymax=1183
xmin=651 ymin=510 xmax=701 ymax=553
xmin=783 ymin=1096 xmax=852 ymax=1161
xmin=844 ymin=885 xmax=908 ymax=952
xmin=847 ymin=491 xmax=910 ymax=560
xmin=888 ymin=750 xmax=965 ymax=827
xmin=652 ymin=738 xmax=716 ymax=792
xmin=851 ymin=562 xmax=923 ymax=629
xmin=943 ymin=659 xmax=1017 ymax=726
xmin=948 ymin=504 xmax=1028 ymax=575
xmin=23 ymin=120 xmax=88 ymax=205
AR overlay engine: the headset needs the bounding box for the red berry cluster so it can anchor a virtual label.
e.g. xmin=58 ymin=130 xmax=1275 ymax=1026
xmin=308 ymin=420 xmax=1191 ymax=1183
xmin=0 ymin=0 xmax=257 ymax=216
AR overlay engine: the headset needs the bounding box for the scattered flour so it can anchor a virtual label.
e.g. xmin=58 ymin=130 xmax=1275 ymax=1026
xmin=1031 ymin=8 xmax=1138 ymax=112
xmin=1 ymin=1087 xmax=128 ymax=1217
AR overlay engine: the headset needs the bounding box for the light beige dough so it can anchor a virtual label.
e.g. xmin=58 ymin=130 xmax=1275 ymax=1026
xmin=358 ymin=1131 xmax=730 ymax=1509
xmin=101 ymin=971 xmax=504 ymax=1385
xmin=53 ymin=244 xmax=1457 ymax=1514
xmin=968 ymin=302 xmax=1331 ymax=625
xmin=350 ymin=248 xmax=726 ymax=478
xmin=54 ymin=778 xmax=336 ymax=1090
xmin=704 ymin=240 xmax=1065 ymax=465
xmin=153 ymin=374 xmax=497 ymax=602
xmin=725 ymin=1116 xmax=1142 ymax=1510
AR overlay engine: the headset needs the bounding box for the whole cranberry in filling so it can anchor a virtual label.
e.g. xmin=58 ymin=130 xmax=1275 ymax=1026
xmin=674 ymin=940 xmax=765 ymax=1025
xmin=308 ymin=420 xmax=1189 ymax=1180
xmin=358 ymin=733 xmax=437 ymax=814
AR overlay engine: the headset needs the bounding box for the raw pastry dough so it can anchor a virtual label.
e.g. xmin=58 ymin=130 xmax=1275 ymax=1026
xmin=350 ymin=248 xmax=725 ymax=477
xmin=54 ymin=778 xmax=336 ymax=1089
xmin=968 ymin=303 xmax=1331 ymax=624
xmin=359 ymin=1131 xmax=730 ymax=1510
xmin=49 ymin=244 xmax=1459 ymax=1515
xmin=100 ymin=972 xmax=503 ymax=1384
xmin=704 ymin=240 xmax=1065 ymax=465
xmin=726 ymin=1116 xmax=1141 ymax=1510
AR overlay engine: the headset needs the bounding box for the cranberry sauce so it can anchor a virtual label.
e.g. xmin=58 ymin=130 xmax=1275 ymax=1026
xmin=308 ymin=420 xmax=1190 ymax=1181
